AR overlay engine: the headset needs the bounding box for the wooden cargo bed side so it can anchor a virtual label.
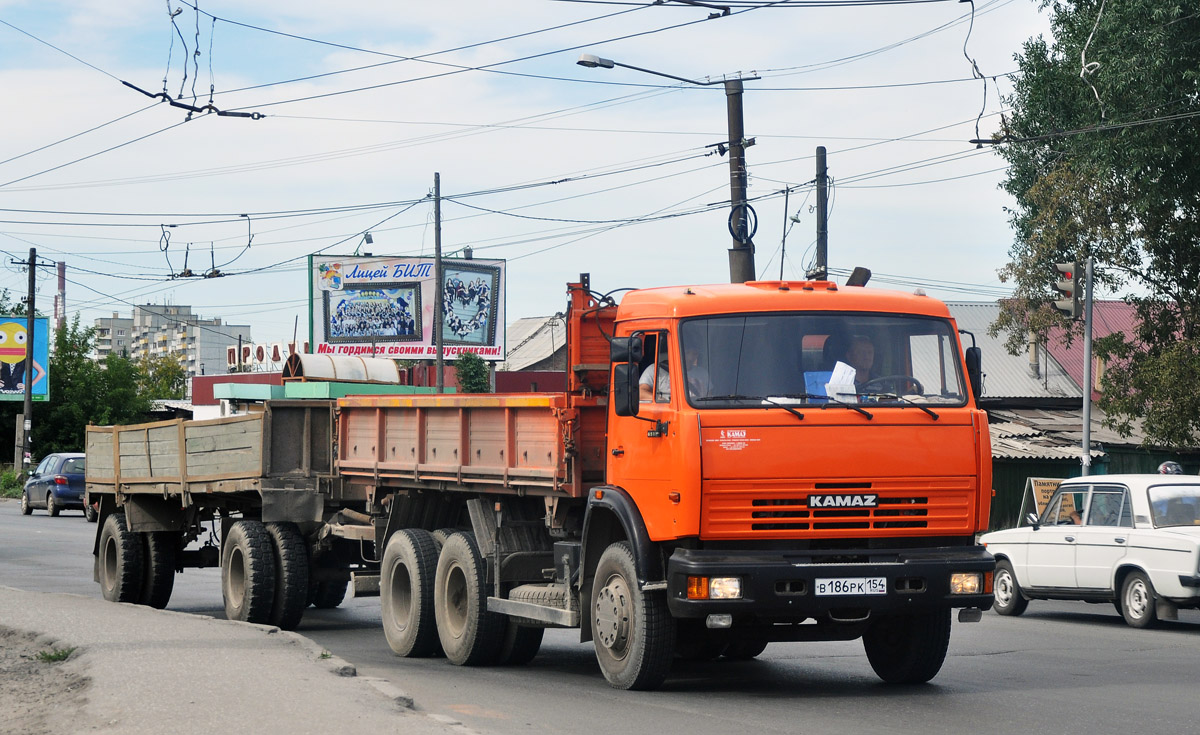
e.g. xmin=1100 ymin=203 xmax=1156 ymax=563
xmin=337 ymin=393 xmax=591 ymax=496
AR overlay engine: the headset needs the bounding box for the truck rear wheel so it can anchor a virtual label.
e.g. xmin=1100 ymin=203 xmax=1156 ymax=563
xmin=266 ymin=522 xmax=310 ymax=631
xmin=591 ymin=541 xmax=675 ymax=690
xmin=862 ymin=609 xmax=951 ymax=684
xmin=311 ymin=579 xmax=349 ymax=609
xmin=222 ymin=520 xmax=276 ymax=624
xmin=497 ymin=623 xmax=544 ymax=666
xmin=434 ymin=531 xmax=505 ymax=665
xmin=99 ymin=512 xmax=143 ymax=603
xmin=139 ymin=532 xmax=178 ymax=609
xmin=381 ymin=529 xmax=441 ymax=657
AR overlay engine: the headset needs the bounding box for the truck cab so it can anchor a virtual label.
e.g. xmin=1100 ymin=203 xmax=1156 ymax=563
xmin=597 ymin=279 xmax=993 ymax=683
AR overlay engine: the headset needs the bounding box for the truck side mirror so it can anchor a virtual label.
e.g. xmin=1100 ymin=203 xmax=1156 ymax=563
xmin=965 ymin=346 xmax=982 ymax=400
xmin=610 ymin=335 xmax=644 ymax=364
xmin=612 ymin=363 xmax=640 ymax=417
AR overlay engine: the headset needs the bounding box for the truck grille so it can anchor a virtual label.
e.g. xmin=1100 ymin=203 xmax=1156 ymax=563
xmin=701 ymin=480 xmax=976 ymax=539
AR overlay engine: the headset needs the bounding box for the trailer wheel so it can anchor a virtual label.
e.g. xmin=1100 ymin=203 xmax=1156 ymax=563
xmin=591 ymin=541 xmax=675 ymax=690
xmin=862 ymin=609 xmax=951 ymax=684
xmin=434 ymin=531 xmax=505 ymax=665
xmin=312 ymin=579 xmax=348 ymax=609
xmin=99 ymin=512 xmax=143 ymax=603
xmin=266 ymin=522 xmax=310 ymax=631
xmin=222 ymin=520 xmax=276 ymax=624
xmin=139 ymin=532 xmax=178 ymax=609
xmin=381 ymin=529 xmax=441 ymax=657
xmin=497 ymin=623 xmax=544 ymax=666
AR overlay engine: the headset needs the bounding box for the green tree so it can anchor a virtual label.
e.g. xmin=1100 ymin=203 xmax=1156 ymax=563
xmin=137 ymin=352 xmax=187 ymax=399
xmin=993 ymin=1 xmax=1200 ymax=447
xmin=31 ymin=316 xmax=153 ymax=455
xmin=454 ymin=351 xmax=490 ymax=393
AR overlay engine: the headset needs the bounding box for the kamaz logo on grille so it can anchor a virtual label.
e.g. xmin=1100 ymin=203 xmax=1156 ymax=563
xmin=807 ymin=494 xmax=879 ymax=508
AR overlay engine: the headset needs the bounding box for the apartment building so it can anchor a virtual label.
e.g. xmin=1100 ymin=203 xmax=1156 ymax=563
xmin=94 ymin=305 xmax=251 ymax=381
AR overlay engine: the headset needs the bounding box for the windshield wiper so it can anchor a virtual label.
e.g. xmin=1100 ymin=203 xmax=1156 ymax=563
xmin=695 ymin=394 xmax=804 ymax=421
xmin=773 ymin=393 xmax=874 ymax=420
xmin=860 ymin=392 xmax=940 ymax=420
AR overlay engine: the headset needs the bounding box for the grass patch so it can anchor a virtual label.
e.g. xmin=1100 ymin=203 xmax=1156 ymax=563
xmin=36 ymin=647 xmax=76 ymax=663
xmin=318 ymin=651 xmax=332 ymax=660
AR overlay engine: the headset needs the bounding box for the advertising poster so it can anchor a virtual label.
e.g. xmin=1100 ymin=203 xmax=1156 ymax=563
xmin=0 ymin=316 xmax=50 ymax=401
xmin=309 ymin=256 xmax=505 ymax=360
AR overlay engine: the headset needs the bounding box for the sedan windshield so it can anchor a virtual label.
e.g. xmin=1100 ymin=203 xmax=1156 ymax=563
xmin=679 ymin=313 xmax=967 ymax=408
xmin=1148 ymin=484 xmax=1200 ymax=527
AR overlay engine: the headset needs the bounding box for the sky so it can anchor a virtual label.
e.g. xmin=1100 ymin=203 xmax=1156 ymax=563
xmin=0 ymin=0 xmax=1055 ymax=351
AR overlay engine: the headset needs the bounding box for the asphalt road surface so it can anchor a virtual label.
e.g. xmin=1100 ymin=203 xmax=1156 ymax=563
xmin=5 ymin=499 xmax=1200 ymax=735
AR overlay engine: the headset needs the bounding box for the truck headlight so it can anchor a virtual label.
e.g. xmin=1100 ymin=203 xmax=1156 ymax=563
xmin=950 ymin=572 xmax=982 ymax=595
xmin=687 ymin=576 xmax=743 ymax=600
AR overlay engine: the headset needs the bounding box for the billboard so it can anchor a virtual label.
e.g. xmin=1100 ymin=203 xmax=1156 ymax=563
xmin=0 ymin=316 xmax=50 ymax=401
xmin=309 ymin=256 xmax=505 ymax=360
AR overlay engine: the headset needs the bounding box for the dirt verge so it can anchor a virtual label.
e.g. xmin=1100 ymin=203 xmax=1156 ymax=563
xmin=0 ymin=627 xmax=90 ymax=735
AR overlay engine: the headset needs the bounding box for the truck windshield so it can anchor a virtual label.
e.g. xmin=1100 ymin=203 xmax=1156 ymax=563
xmin=679 ymin=313 xmax=967 ymax=408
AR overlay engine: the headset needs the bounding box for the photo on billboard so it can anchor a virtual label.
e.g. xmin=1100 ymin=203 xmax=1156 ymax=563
xmin=0 ymin=316 xmax=50 ymax=401
xmin=323 ymin=283 xmax=423 ymax=344
xmin=441 ymin=263 xmax=499 ymax=347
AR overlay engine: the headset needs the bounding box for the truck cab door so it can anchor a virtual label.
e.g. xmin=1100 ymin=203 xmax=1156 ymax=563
xmin=607 ymin=329 xmax=684 ymax=535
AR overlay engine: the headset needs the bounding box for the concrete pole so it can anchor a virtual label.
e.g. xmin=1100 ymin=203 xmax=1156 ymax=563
xmin=814 ymin=147 xmax=828 ymax=280
xmin=724 ymin=79 xmax=755 ymax=283
xmin=434 ymin=173 xmax=444 ymax=394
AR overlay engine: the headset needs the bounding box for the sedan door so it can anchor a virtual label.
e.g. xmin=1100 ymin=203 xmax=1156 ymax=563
xmin=1024 ymin=488 xmax=1087 ymax=588
xmin=1073 ymin=485 xmax=1132 ymax=590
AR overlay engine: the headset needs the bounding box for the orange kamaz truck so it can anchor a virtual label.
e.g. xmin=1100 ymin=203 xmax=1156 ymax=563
xmin=87 ymin=274 xmax=993 ymax=691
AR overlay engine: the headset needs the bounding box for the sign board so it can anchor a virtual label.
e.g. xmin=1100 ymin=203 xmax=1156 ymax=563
xmin=308 ymin=256 xmax=506 ymax=361
xmin=0 ymin=316 xmax=49 ymax=402
xmin=1018 ymin=477 xmax=1064 ymax=523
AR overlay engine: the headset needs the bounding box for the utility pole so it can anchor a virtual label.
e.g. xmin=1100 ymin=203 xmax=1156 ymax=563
xmin=1081 ymin=256 xmax=1095 ymax=475
xmin=813 ymin=146 xmax=829 ymax=280
xmin=724 ymin=79 xmax=755 ymax=283
xmin=22 ymin=248 xmax=35 ymax=475
xmin=434 ymin=173 xmax=444 ymax=394
xmin=575 ymin=55 xmax=758 ymax=283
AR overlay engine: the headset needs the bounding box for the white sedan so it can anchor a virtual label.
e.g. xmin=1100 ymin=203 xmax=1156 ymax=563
xmin=981 ymin=475 xmax=1200 ymax=628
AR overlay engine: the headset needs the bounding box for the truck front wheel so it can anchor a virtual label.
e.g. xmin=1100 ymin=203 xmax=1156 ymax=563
xmin=862 ymin=609 xmax=951 ymax=684
xmin=221 ymin=520 xmax=276 ymax=624
xmin=591 ymin=541 xmax=675 ymax=690
xmin=382 ymin=529 xmax=441 ymax=657
xmin=434 ymin=531 xmax=505 ymax=665
xmin=99 ymin=512 xmax=143 ymax=603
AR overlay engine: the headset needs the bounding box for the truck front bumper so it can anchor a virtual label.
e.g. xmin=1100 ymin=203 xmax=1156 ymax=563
xmin=665 ymin=544 xmax=994 ymax=621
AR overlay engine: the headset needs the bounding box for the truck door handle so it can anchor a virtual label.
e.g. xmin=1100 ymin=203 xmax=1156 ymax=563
xmin=1064 ymin=536 xmax=1075 ymax=542
xmin=611 ymin=448 xmax=624 ymax=457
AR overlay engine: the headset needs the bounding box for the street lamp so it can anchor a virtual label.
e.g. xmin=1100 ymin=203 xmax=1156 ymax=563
xmin=577 ymin=53 xmax=759 ymax=283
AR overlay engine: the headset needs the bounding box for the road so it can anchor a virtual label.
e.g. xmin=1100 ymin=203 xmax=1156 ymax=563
xmin=5 ymin=499 xmax=1200 ymax=735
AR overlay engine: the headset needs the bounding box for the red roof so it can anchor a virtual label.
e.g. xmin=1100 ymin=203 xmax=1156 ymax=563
xmin=1045 ymin=301 xmax=1140 ymax=401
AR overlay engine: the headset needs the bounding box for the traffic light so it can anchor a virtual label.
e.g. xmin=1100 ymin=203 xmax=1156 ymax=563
xmin=1052 ymin=262 xmax=1081 ymax=319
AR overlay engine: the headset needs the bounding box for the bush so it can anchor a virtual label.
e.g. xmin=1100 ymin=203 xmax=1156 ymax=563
xmin=0 ymin=467 xmax=22 ymax=499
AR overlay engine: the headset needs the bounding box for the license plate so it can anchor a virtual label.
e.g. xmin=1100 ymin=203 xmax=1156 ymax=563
xmin=815 ymin=577 xmax=887 ymax=596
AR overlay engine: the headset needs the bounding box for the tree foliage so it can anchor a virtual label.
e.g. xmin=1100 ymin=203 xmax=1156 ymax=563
xmin=137 ymin=352 xmax=188 ymax=399
xmin=24 ymin=317 xmax=154 ymax=457
xmin=454 ymin=351 xmax=490 ymax=394
xmin=994 ymin=1 xmax=1200 ymax=447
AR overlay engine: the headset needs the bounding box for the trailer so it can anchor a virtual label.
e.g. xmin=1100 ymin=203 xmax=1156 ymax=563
xmin=88 ymin=274 xmax=995 ymax=690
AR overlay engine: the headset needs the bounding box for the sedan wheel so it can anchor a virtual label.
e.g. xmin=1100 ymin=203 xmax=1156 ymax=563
xmin=46 ymin=492 xmax=59 ymax=517
xmin=993 ymin=560 xmax=1028 ymax=616
xmin=20 ymin=492 xmax=31 ymax=515
xmin=1121 ymin=572 xmax=1158 ymax=629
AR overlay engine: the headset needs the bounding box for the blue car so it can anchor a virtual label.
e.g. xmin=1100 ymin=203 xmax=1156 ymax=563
xmin=20 ymin=453 xmax=86 ymax=517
